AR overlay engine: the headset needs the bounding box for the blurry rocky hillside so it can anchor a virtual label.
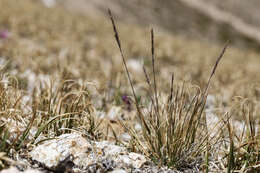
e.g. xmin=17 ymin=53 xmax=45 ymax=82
xmin=53 ymin=0 xmax=260 ymax=50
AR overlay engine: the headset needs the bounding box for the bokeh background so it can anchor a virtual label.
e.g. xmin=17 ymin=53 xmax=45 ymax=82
xmin=57 ymin=0 xmax=260 ymax=49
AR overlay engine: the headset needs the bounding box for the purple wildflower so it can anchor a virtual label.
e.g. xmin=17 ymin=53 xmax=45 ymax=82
xmin=122 ymin=95 xmax=130 ymax=104
xmin=122 ymin=95 xmax=131 ymax=111
xmin=0 ymin=30 xmax=9 ymax=39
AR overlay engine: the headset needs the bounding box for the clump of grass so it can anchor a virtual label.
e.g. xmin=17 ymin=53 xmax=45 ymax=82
xmin=223 ymin=99 xmax=260 ymax=172
xmin=108 ymin=9 xmax=228 ymax=170
xmin=0 ymin=67 xmax=102 ymax=169
xmin=0 ymin=70 xmax=30 ymax=168
xmin=30 ymin=79 xmax=101 ymax=139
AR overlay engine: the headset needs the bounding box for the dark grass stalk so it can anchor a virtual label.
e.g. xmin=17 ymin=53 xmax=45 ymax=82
xmin=245 ymin=103 xmax=255 ymax=140
xmin=166 ymin=74 xmax=175 ymax=155
xmin=203 ymin=41 xmax=229 ymax=97
xmin=151 ymin=29 xmax=159 ymax=115
xmin=143 ymin=65 xmax=156 ymax=113
xmin=108 ymin=9 xmax=151 ymax=135
xmin=204 ymin=110 xmax=210 ymax=173
xmin=34 ymin=112 xmax=78 ymax=139
xmin=226 ymin=116 xmax=235 ymax=173
xmin=169 ymin=74 xmax=174 ymax=102
xmin=108 ymin=9 xmax=136 ymax=100
xmin=16 ymin=106 xmax=37 ymax=150
xmin=190 ymin=96 xmax=207 ymax=144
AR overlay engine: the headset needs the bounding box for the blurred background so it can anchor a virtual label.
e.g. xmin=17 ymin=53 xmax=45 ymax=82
xmin=50 ymin=0 xmax=260 ymax=50
xmin=2 ymin=0 xmax=260 ymax=98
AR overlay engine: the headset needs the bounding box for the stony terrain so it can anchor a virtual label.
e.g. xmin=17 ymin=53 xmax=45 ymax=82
xmin=0 ymin=0 xmax=260 ymax=172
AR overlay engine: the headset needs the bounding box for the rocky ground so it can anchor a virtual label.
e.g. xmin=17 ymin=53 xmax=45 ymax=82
xmin=0 ymin=0 xmax=260 ymax=172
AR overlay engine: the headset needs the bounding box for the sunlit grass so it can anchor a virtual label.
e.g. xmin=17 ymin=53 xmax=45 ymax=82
xmin=0 ymin=0 xmax=260 ymax=172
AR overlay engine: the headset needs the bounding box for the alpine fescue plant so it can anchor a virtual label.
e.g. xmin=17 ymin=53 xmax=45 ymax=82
xmin=109 ymin=9 xmax=229 ymax=170
xmin=0 ymin=70 xmax=102 ymax=169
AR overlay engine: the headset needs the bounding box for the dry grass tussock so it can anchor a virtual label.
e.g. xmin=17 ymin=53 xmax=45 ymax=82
xmin=0 ymin=0 xmax=260 ymax=172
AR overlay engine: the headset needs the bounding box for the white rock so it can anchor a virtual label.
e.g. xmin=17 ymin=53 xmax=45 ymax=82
xmin=0 ymin=167 xmax=19 ymax=173
xmin=0 ymin=167 xmax=42 ymax=173
xmin=30 ymin=133 xmax=92 ymax=168
xmin=110 ymin=169 xmax=127 ymax=173
xmin=128 ymin=152 xmax=147 ymax=168
xmin=96 ymin=140 xmax=126 ymax=155
xmin=29 ymin=132 xmax=148 ymax=169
